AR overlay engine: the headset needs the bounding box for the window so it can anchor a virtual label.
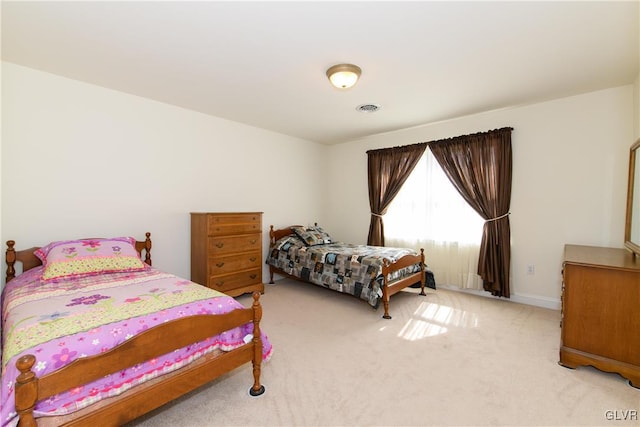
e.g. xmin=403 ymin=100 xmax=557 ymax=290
xmin=385 ymin=148 xmax=484 ymax=289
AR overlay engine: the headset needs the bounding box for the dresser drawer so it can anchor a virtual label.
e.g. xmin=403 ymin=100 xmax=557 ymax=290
xmin=208 ymin=233 xmax=261 ymax=256
xmin=207 ymin=269 xmax=262 ymax=293
xmin=208 ymin=213 xmax=261 ymax=236
xmin=208 ymin=251 xmax=261 ymax=275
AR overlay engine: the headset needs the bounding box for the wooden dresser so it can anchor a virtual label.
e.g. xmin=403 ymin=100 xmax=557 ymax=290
xmin=560 ymin=244 xmax=640 ymax=387
xmin=190 ymin=212 xmax=264 ymax=297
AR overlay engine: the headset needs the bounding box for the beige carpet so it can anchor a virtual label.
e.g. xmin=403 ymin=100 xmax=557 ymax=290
xmin=129 ymin=279 xmax=639 ymax=427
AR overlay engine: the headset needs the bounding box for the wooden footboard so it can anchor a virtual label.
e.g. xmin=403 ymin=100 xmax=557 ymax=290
xmin=380 ymin=249 xmax=426 ymax=319
xmin=14 ymin=293 xmax=265 ymax=427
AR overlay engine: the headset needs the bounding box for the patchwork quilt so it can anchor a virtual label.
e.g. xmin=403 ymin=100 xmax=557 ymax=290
xmin=1 ymin=266 xmax=272 ymax=427
xmin=267 ymin=234 xmax=435 ymax=308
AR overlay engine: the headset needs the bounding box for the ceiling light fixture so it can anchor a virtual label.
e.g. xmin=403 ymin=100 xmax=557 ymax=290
xmin=326 ymin=63 xmax=362 ymax=89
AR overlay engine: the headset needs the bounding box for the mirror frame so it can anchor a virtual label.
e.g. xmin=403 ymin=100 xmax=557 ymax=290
xmin=625 ymin=138 xmax=640 ymax=256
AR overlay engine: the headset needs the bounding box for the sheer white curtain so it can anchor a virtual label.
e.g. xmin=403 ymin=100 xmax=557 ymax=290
xmin=385 ymin=148 xmax=484 ymax=290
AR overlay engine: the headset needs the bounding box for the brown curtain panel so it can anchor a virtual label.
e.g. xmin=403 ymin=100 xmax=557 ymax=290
xmin=428 ymin=127 xmax=513 ymax=297
xmin=366 ymin=142 xmax=428 ymax=246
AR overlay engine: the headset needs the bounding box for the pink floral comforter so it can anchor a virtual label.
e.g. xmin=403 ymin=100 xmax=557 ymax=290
xmin=0 ymin=266 xmax=272 ymax=426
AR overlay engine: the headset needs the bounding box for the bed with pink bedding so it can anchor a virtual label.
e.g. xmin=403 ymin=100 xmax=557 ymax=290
xmin=1 ymin=234 xmax=272 ymax=426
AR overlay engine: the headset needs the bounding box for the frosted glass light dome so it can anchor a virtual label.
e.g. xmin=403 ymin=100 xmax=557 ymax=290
xmin=326 ymin=64 xmax=362 ymax=89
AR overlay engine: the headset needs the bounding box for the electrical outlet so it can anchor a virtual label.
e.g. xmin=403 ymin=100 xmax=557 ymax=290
xmin=527 ymin=264 xmax=535 ymax=275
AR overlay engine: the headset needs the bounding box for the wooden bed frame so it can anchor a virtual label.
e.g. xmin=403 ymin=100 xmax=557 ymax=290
xmin=268 ymin=225 xmax=426 ymax=319
xmin=4 ymin=233 xmax=265 ymax=427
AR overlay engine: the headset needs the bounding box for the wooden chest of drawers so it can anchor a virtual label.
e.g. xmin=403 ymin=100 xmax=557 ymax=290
xmin=560 ymin=244 xmax=640 ymax=387
xmin=191 ymin=212 xmax=264 ymax=297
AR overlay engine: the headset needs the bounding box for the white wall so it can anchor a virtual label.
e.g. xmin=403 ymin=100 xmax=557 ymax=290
xmin=324 ymin=86 xmax=634 ymax=309
xmin=1 ymin=62 xmax=327 ymax=280
xmin=2 ymin=62 xmax=636 ymax=310
xmin=635 ymin=73 xmax=640 ymax=139
xmin=636 ymin=2 xmax=640 ymax=140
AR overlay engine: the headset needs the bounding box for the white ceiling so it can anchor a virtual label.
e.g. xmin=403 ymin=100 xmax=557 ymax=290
xmin=2 ymin=1 xmax=638 ymax=145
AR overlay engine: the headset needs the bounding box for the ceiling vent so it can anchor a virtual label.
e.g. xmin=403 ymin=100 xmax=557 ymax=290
xmin=356 ymin=104 xmax=381 ymax=113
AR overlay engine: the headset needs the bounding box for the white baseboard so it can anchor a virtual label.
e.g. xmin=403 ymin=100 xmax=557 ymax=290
xmin=271 ymin=276 xmax=562 ymax=311
xmin=435 ymin=284 xmax=561 ymax=311
xmin=510 ymin=292 xmax=561 ymax=310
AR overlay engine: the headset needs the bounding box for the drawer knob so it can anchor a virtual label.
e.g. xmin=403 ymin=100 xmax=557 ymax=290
xmin=216 ymin=262 xmax=225 ymax=268
xmin=215 ymin=281 xmax=224 ymax=286
xmin=250 ymin=257 xmax=257 ymax=262
xmin=216 ymin=242 xmax=224 ymax=248
xmin=250 ymin=239 xmax=257 ymax=244
xmin=250 ymin=274 xmax=257 ymax=279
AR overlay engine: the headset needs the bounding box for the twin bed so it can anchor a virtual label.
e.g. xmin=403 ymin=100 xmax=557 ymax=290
xmin=2 ymin=225 xmax=433 ymax=425
xmin=1 ymin=234 xmax=271 ymax=427
xmin=266 ymin=225 xmax=435 ymax=319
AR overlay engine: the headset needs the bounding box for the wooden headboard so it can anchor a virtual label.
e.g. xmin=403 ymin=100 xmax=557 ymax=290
xmin=269 ymin=224 xmax=322 ymax=245
xmin=5 ymin=232 xmax=153 ymax=283
xmin=269 ymin=225 xmax=301 ymax=244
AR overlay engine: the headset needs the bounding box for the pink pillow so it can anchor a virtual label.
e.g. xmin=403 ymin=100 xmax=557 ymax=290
xmin=35 ymin=237 xmax=147 ymax=281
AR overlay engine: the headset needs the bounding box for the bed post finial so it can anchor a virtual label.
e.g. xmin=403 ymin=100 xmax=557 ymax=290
xmin=6 ymin=240 xmax=17 ymax=283
xmin=15 ymin=355 xmax=38 ymax=427
xmin=144 ymin=232 xmax=152 ymax=266
xmin=269 ymin=225 xmax=275 ymax=245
